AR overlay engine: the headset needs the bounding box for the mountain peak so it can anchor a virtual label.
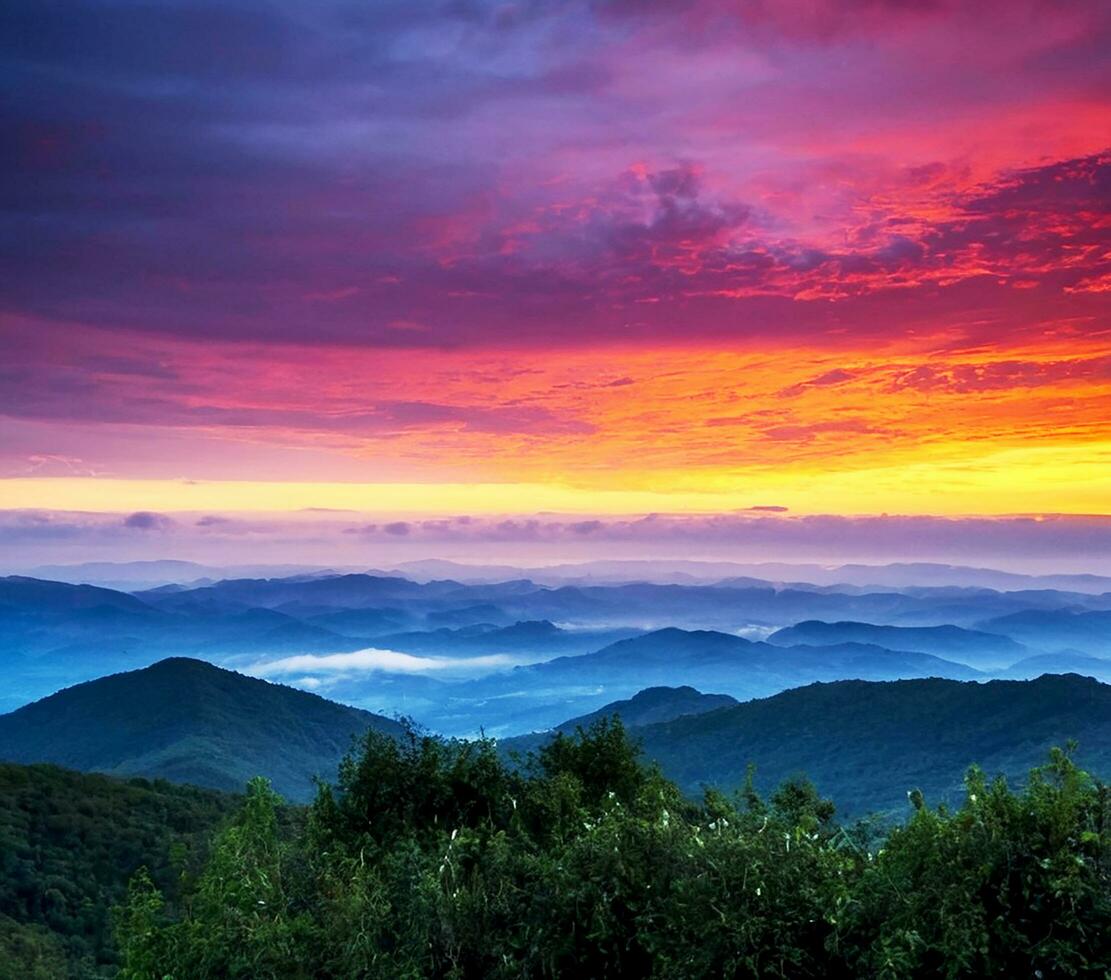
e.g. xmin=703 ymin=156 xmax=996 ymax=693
xmin=0 ymin=659 xmax=400 ymax=801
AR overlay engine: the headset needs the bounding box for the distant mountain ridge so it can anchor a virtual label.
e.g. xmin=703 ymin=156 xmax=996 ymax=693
xmin=0 ymin=575 xmax=155 ymax=614
xmin=0 ymin=658 xmax=400 ymax=801
xmin=14 ymin=557 xmax=1111 ymax=593
xmin=767 ymin=620 xmax=1028 ymax=668
xmin=512 ymin=624 xmax=982 ymax=690
xmin=391 ymin=559 xmax=1111 ymax=593
xmin=23 ymin=560 xmax=352 ymax=591
xmin=370 ymin=619 xmax=645 ymax=658
xmin=977 ymin=609 xmax=1111 ymax=656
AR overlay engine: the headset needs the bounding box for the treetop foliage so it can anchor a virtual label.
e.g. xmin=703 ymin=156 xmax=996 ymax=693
xmin=110 ymin=720 xmax=1110 ymax=979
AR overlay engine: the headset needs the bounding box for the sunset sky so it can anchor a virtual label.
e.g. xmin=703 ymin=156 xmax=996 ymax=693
xmin=2 ymin=0 xmax=1110 ymax=567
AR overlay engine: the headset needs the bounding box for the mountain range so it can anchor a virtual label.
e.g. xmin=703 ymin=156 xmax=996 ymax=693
xmin=24 ymin=558 xmax=1111 ymax=594
xmin=381 ymin=559 xmax=1111 ymax=594
xmin=3 ymin=569 xmax=1110 ymax=735
xmin=3 ymin=659 xmax=1108 ymax=820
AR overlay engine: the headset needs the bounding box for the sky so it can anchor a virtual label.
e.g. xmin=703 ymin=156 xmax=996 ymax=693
xmin=2 ymin=0 xmax=1110 ymax=568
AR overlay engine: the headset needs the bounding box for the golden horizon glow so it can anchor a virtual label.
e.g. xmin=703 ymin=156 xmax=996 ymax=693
xmin=4 ymin=432 xmax=1110 ymax=519
xmin=5 ymin=328 xmax=1110 ymax=518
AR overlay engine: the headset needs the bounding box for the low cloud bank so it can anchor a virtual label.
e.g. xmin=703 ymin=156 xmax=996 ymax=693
xmin=250 ymin=648 xmax=519 ymax=678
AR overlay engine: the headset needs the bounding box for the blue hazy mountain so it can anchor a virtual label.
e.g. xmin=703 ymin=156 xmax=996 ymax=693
xmin=767 ymin=620 xmax=1028 ymax=668
xmin=5 ymin=570 xmax=1111 ymax=735
xmin=136 ymin=572 xmax=1111 ymax=633
xmin=513 ymin=627 xmax=983 ymax=687
xmin=976 ymin=609 xmax=1111 ymax=656
xmin=369 ymin=620 xmax=645 ymax=657
xmin=438 ymin=627 xmax=984 ymax=734
xmin=393 ymin=559 xmax=1111 ymax=593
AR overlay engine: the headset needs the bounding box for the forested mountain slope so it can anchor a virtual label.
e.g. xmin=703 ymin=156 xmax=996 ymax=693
xmin=0 ymin=659 xmax=401 ymax=800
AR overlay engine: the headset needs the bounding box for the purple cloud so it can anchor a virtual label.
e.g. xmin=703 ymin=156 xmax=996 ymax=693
xmin=122 ymin=511 xmax=175 ymax=531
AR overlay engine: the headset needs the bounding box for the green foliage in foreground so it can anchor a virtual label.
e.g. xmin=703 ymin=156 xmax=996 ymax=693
xmin=0 ymin=763 xmax=237 ymax=978
xmin=113 ymin=722 xmax=1111 ymax=980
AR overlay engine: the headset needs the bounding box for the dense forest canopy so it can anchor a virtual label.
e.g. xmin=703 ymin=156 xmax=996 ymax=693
xmin=0 ymin=764 xmax=238 ymax=978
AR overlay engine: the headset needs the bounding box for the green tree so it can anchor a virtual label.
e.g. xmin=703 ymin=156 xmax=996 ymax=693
xmin=112 ymin=738 xmax=1111 ymax=980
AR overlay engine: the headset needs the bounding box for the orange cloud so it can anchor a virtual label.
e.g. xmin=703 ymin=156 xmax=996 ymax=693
xmin=3 ymin=315 xmax=1110 ymax=516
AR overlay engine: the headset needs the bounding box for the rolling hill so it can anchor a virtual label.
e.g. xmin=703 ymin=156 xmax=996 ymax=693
xmin=0 ymin=659 xmax=400 ymax=801
xmin=628 ymin=673 xmax=1111 ymax=816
